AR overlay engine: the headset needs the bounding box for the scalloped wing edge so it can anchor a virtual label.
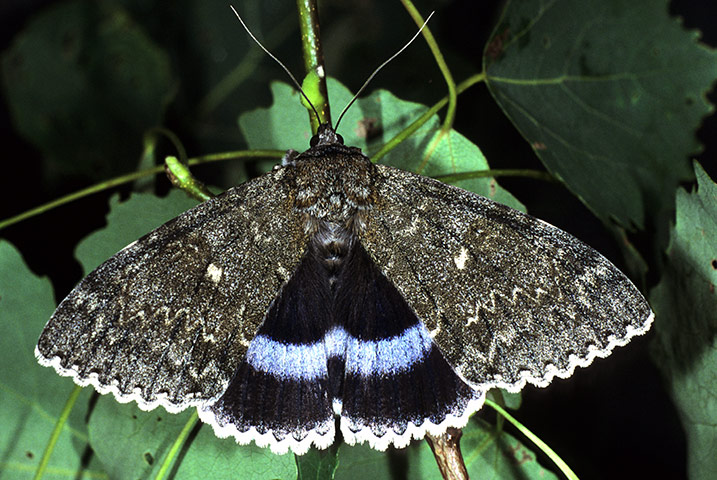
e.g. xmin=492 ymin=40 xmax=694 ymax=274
xmin=35 ymin=310 xmax=652 ymax=456
xmin=196 ymin=390 xmax=487 ymax=455
xmin=36 ymin=344 xmax=489 ymax=455
xmin=457 ymin=310 xmax=655 ymax=393
xmin=34 ymin=346 xmax=221 ymax=414
xmin=339 ymin=392 xmax=486 ymax=451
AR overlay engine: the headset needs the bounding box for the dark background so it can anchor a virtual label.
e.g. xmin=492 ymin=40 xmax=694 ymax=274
xmin=1 ymin=1 xmax=715 ymax=479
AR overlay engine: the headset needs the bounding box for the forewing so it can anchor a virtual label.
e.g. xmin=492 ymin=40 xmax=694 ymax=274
xmin=360 ymin=165 xmax=653 ymax=392
xmin=36 ymin=167 xmax=308 ymax=412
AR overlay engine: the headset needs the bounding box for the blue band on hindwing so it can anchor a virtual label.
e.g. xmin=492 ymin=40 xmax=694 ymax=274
xmin=204 ymin=240 xmax=480 ymax=453
xmin=245 ymin=323 xmax=435 ymax=381
xmin=344 ymin=323 xmax=434 ymax=376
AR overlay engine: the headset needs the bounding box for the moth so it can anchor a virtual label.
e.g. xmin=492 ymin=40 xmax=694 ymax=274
xmin=36 ymin=120 xmax=653 ymax=455
xmin=35 ymin=9 xmax=653 ymax=456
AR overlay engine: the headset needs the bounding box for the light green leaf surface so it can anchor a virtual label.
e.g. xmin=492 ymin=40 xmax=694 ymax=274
xmin=89 ymin=399 xmax=296 ymax=480
xmin=75 ymin=190 xmax=199 ymax=273
xmin=296 ymin=444 xmax=340 ymax=480
xmin=650 ymin=162 xmax=717 ymax=480
xmin=484 ymin=0 xmax=717 ymax=228
xmin=240 ymin=82 xmax=315 ymax=155
xmin=0 ymin=241 xmax=106 ymax=479
xmin=87 ymin=398 xmax=190 ymax=479
xmin=487 ymin=389 xmax=522 ymax=411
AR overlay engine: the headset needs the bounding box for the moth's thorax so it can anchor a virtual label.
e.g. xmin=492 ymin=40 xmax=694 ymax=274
xmin=285 ymin=143 xmax=378 ymax=233
xmin=281 ymin=141 xmax=377 ymax=283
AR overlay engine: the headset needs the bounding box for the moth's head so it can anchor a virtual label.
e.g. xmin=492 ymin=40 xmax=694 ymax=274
xmin=310 ymin=123 xmax=344 ymax=147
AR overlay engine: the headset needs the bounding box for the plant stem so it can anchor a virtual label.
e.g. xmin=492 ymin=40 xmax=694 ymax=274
xmin=0 ymin=150 xmax=284 ymax=231
xmin=296 ymin=0 xmax=330 ymax=130
xmin=400 ymin=0 xmax=457 ymax=132
xmin=164 ymin=156 xmax=215 ymax=201
xmin=154 ymin=411 xmax=199 ymax=480
xmin=486 ymin=399 xmax=579 ymax=480
xmin=425 ymin=428 xmax=469 ymax=480
xmin=434 ymin=168 xmax=556 ymax=184
xmin=33 ymin=385 xmax=83 ymax=480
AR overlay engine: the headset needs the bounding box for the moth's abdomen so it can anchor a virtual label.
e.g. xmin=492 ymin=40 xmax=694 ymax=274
xmin=310 ymin=220 xmax=354 ymax=287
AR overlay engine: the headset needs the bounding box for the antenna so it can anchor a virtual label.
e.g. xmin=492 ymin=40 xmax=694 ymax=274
xmin=230 ymin=5 xmax=322 ymax=123
xmin=334 ymin=11 xmax=435 ymax=131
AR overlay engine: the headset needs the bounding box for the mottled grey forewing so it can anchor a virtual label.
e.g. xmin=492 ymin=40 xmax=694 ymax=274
xmin=360 ymin=165 xmax=653 ymax=392
xmin=36 ymin=167 xmax=308 ymax=412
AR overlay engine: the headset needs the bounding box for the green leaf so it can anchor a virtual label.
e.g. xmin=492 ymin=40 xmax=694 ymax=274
xmin=484 ymin=0 xmax=717 ymax=228
xmin=172 ymin=423 xmax=295 ymax=480
xmin=331 ymin=444 xmax=399 ymax=479
xmin=650 ymin=162 xmax=717 ymax=480
xmin=387 ymin=129 xmax=524 ymax=211
xmin=240 ymin=81 xmax=314 ymax=154
xmin=296 ymin=444 xmax=340 ymax=480
xmin=486 ymin=389 xmax=522 ymax=411
xmin=1 ymin=0 xmax=174 ymax=181
xmin=239 ymin=78 xmax=524 ymax=211
xmin=89 ymin=399 xmax=296 ymax=480
xmin=75 ymin=190 xmax=199 ymax=273
xmin=0 ymin=241 xmax=106 ymax=478
xmin=335 ymin=420 xmax=559 ymax=479
xmin=88 ymin=398 xmax=191 ymax=478
xmin=76 ymin=191 xmax=296 ymax=479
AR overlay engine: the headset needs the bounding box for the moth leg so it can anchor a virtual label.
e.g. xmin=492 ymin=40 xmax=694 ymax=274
xmin=281 ymin=149 xmax=300 ymax=167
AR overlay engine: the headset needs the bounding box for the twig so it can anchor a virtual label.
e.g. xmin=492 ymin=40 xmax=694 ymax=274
xmin=425 ymin=428 xmax=469 ymax=480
